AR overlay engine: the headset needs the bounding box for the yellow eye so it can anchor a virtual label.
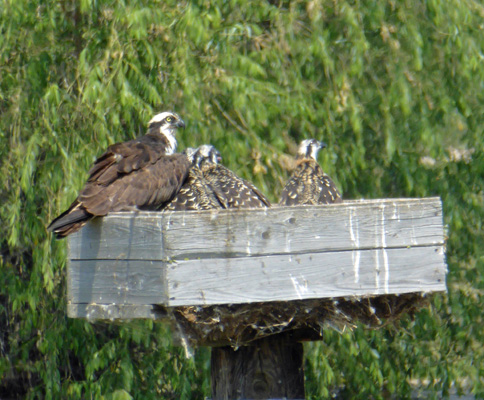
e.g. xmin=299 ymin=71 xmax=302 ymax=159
xmin=166 ymin=116 xmax=173 ymax=123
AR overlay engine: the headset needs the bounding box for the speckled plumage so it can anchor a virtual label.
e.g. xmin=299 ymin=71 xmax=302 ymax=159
xmin=161 ymin=148 xmax=227 ymax=211
xmin=279 ymin=139 xmax=342 ymax=206
xmin=197 ymin=145 xmax=271 ymax=209
xmin=47 ymin=112 xmax=189 ymax=238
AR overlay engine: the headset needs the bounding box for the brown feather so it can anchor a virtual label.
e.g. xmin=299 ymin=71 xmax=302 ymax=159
xmin=161 ymin=166 xmax=227 ymax=211
xmin=78 ymin=154 xmax=190 ymax=215
xmin=47 ymin=112 xmax=188 ymax=238
xmin=200 ymin=163 xmax=271 ymax=209
xmin=279 ymin=159 xmax=342 ymax=206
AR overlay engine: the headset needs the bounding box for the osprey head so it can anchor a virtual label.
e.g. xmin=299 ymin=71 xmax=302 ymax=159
xmin=195 ymin=145 xmax=222 ymax=167
xmin=148 ymin=111 xmax=185 ymax=154
xmin=297 ymin=139 xmax=326 ymax=160
xmin=182 ymin=147 xmax=198 ymax=164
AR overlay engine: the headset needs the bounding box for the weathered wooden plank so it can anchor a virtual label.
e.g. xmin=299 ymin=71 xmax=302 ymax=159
xmin=67 ymin=304 xmax=167 ymax=320
xmin=166 ymin=245 xmax=446 ymax=306
xmin=69 ymin=197 xmax=444 ymax=261
xmin=66 ymin=197 xmax=447 ymax=314
xmin=68 ymin=260 xmax=167 ymax=304
xmin=164 ymin=198 xmax=444 ymax=260
xmin=68 ymin=245 xmax=446 ymax=307
xmin=68 ymin=215 xmax=164 ymax=260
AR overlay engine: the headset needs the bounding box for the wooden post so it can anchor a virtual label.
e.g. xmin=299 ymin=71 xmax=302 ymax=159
xmin=211 ymin=335 xmax=305 ymax=400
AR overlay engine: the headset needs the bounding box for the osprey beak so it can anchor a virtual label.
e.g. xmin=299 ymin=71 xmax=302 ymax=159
xmin=176 ymin=119 xmax=186 ymax=129
xmin=320 ymin=141 xmax=327 ymax=149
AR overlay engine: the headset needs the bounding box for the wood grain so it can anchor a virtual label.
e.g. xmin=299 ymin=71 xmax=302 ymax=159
xmin=166 ymin=246 xmax=446 ymax=306
xmin=67 ymin=304 xmax=167 ymax=320
xmin=68 ymin=260 xmax=167 ymax=304
xmin=66 ymin=197 xmax=447 ymax=317
xmin=69 ymin=197 xmax=444 ymax=260
xmin=211 ymin=335 xmax=305 ymax=400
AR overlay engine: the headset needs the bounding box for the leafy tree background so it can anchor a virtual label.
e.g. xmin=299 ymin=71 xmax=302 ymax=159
xmin=1 ymin=0 xmax=483 ymax=398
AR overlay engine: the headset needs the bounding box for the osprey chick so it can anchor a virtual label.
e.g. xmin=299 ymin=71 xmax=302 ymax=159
xmin=48 ymin=111 xmax=189 ymax=238
xmin=278 ymin=139 xmax=342 ymax=206
xmin=160 ymin=147 xmax=227 ymax=211
xmin=197 ymin=145 xmax=271 ymax=209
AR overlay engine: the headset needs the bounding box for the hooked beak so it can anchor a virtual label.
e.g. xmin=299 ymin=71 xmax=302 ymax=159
xmin=175 ymin=119 xmax=186 ymax=129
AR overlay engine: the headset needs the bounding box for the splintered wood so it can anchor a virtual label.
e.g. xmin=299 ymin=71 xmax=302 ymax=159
xmin=66 ymin=197 xmax=446 ymax=344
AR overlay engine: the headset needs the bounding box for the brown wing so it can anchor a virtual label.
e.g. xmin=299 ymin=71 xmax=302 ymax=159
xmin=48 ymin=143 xmax=190 ymax=237
xmin=161 ymin=166 xmax=227 ymax=211
xmin=317 ymin=173 xmax=343 ymax=204
xmin=202 ymin=164 xmax=271 ymax=208
xmin=87 ymin=137 xmax=167 ymax=184
xmin=79 ymin=153 xmax=190 ymax=214
xmin=47 ymin=199 xmax=92 ymax=237
xmin=279 ymin=160 xmax=342 ymax=206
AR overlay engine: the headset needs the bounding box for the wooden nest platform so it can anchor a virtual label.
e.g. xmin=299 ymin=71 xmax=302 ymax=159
xmin=171 ymin=293 xmax=429 ymax=347
xmin=67 ymin=197 xmax=446 ymax=330
xmin=65 ymin=197 xmax=447 ymax=399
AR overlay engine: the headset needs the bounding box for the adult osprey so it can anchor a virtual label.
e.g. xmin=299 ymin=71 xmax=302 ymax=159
xmin=47 ymin=111 xmax=190 ymax=238
xmin=196 ymin=145 xmax=271 ymax=208
xmin=278 ymin=139 xmax=342 ymax=206
xmin=160 ymin=147 xmax=227 ymax=211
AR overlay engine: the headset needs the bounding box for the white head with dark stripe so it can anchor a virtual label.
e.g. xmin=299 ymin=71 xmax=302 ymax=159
xmin=297 ymin=139 xmax=326 ymax=160
xmin=182 ymin=147 xmax=198 ymax=164
xmin=194 ymin=144 xmax=222 ymax=167
xmin=147 ymin=111 xmax=185 ymax=154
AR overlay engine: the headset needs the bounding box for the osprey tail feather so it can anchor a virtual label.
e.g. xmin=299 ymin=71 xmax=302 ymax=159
xmin=47 ymin=200 xmax=94 ymax=238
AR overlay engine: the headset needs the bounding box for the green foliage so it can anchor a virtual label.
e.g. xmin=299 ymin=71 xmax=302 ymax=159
xmin=1 ymin=0 xmax=483 ymax=397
